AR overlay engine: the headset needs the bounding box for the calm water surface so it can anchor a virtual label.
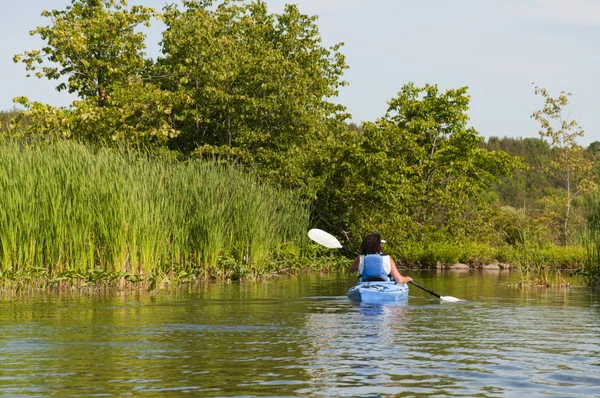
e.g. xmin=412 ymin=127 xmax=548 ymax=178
xmin=1 ymin=270 xmax=600 ymax=397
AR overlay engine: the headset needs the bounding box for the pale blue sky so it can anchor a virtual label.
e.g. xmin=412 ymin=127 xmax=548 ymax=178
xmin=1 ymin=0 xmax=599 ymax=146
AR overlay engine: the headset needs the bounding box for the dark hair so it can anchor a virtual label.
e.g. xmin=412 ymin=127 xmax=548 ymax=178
xmin=360 ymin=232 xmax=382 ymax=255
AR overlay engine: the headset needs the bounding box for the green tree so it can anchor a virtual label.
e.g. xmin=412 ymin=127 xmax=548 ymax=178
xmin=12 ymin=82 xmax=178 ymax=146
xmin=588 ymin=141 xmax=600 ymax=177
xmin=314 ymin=83 xmax=522 ymax=243
xmin=531 ymin=85 xmax=598 ymax=245
xmin=14 ymin=0 xmax=158 ymax=107
xmin=384 ymin=84 xmax=520 ymax=239
xmin=312 ymin=119 xmax=413 ymax=242
xmin=12 ymin=0 xmax=178 ymax=146
xmin=157 ymin=0 xmax=349 ymax=193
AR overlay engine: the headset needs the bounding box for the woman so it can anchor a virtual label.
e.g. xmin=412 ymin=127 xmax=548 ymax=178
xmin=348 ymin=232 xmax=413 ymax=284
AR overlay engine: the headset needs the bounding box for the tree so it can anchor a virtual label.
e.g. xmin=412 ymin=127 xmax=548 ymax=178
xmin=531 ymin=85 xmax=597 ymax=245
xmin=383 ymin=84 xmax=520 ymax=239
xmin=14 ymin=0 xmax=158 ymax=107
xmin=314 ymin=83 xmax=522 ymax=243
xmin=12 ymin=82 xmax=178 ymax=146
xmin=157 ymin=0 xmax=349 ymax=193
xmin=12 ymin=0 xmax=178 ymax=146
xmin=312 ymin=119 xmax=414 ymax=241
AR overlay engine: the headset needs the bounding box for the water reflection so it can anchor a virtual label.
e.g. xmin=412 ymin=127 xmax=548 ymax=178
xmin=1 ymin=272 xmax=600 ymax=396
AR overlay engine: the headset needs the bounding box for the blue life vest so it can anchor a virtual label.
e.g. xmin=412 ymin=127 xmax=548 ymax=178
xmin=361 ymin=254 xmax=390 ymax=282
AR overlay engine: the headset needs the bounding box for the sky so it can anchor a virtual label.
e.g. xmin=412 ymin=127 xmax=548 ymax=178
xmin=1 ymin=0 xmax=599 ymax=146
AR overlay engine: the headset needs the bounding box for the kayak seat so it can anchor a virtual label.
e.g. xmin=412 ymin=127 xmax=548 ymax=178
xmin=363 ymin=275 xmax=387 ymax=282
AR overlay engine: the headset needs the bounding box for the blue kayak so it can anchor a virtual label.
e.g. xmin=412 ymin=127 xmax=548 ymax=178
xmin=346 ymin=281 xmax=409 ymax=303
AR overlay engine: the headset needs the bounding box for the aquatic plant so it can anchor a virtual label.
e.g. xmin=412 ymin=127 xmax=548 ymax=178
xmin=0 ymin=138 xmax=310 ymax=285
xmin=578 ymin=193 xmax=600 ymax=286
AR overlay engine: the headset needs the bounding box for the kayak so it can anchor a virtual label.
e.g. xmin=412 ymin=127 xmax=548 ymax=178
xmin=346 ymin=281 xmax=409 ymax=303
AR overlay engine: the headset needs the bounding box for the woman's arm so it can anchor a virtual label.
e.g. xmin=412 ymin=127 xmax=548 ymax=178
xmin=348 ymin=257 xmax=360 ymax=272
xmin=389 ymin=257 xmax=412 ymax=284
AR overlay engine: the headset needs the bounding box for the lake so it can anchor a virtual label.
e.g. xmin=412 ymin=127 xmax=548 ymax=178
xmin=1 ymin=270 xmax=599 ymax=397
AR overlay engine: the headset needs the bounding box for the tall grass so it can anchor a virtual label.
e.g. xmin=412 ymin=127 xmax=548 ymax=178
xmin=579 ymin=193 xmax=600 ymax=286
xmin=0 ymin=138 xmax=309 ymax=284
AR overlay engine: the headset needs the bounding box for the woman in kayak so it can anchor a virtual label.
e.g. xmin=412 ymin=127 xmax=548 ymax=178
xmin=348 ymin=232 xmax=413 ymax=284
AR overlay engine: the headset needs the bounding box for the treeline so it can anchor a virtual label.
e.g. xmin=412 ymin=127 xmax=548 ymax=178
xmin=2 ymin=0 xmax=599 ymax=285
xmin=0 ymin=109 xmax=25 ymax=131
xmin=482 ymin=136 xmax=600 ymax=247
xmin=5 ymin=1 xmax=520 ymax=242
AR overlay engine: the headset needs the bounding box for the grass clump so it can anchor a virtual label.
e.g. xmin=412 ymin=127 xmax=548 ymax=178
xmin=0 ymin=138 xmax=311 ymax=287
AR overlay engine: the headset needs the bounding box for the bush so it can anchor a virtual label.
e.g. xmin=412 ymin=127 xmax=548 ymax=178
xmin=395 ymin=240 xmax=497 ymax=267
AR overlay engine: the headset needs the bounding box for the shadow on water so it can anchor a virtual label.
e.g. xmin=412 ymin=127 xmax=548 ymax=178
xmin=1 ymin=270 xmax=600 ymax=396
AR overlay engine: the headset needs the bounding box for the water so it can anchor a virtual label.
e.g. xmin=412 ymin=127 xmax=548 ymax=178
xmin=1 ymin=270 xmax=600 ymax=397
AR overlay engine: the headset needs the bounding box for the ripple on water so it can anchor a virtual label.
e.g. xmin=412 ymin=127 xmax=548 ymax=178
xmin=1 ymin=274 xmax=600 ymax=397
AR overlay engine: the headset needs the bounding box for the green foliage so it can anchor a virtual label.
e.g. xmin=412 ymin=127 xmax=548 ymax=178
xmin=13 ymin=0 xmax=349 ymax=198
xmin=314 ymin=83 xmax=523 ymax=243
xmin=12 ymin=83 xmax=179 ymax=146
xmin=384 ymin=84 xmax=521 ymax=235
xmin=0 ymin=108 xmax=26 ymax=132
xmin=394 ymin=240 xmax=497 ymax=268
xmin=578 ymin=193 xmax=600 ymax=285
xmin=588 ymin=141 xmax=600 ymax=184
xmin=491 ymin=205 xmax=545 ymax=246
xmin=0 ymin=138 xmax=310 ymax=282
xmin=10 ymin=0 xmax=600 ymax=287
xmin=14 ymin=0 xmax=158 ymax=105
xmin=157 ymin=0 xmax=349 ymax=194
xmin=484 ymin=136 xmax=556 ymax=209
xmin=483 ymin=130 xmax=597 ymax=248
xmin=531 ymin=85 xmax=598 ymax=245
xmin=11 ymin=0 xmax=177 ymax=146
xmin=539 ymin=245 xmax=585 ymax=269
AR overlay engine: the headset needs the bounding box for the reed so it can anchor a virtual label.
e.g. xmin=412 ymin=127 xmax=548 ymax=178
xmin=579 ymin=193 xmax=600 ymax=286
xmin=0 ymin=138 xmax=310 ymax=284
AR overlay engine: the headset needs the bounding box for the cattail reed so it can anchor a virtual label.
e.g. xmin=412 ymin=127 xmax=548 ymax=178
xmin=0 ymin=138 xmax=310 ymax=283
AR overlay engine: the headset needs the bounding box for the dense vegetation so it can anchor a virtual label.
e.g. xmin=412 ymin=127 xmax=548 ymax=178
xmin=0 ymin=138 xmax=312 ymax=287
xmin=2 ymin=0 xmax=600 ymax=287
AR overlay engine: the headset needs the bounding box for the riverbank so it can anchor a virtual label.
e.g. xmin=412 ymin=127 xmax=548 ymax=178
xmin=1 ymin=138 xmax=595 ymax=290
xmin=396 ymin=242 xmax=585 ymax=269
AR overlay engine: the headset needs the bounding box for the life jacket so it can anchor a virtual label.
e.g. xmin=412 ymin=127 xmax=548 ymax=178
xmin=359 ymin=254 xmax=391 ymax=282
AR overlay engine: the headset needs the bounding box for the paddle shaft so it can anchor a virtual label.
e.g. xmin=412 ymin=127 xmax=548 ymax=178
xmin=340 ymin=247 xmax=358 ymax=257
xmin=408 ymin=281 xmax=441 ymax=299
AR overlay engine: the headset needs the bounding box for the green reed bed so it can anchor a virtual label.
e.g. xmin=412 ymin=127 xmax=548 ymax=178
xmin=579 ymin=194 xmax=600 ymax=286
xmin=0 ymin=139 xmax=310 ymax=287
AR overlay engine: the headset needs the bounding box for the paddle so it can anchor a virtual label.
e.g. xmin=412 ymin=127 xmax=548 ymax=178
xmin=308 ymin=228 xmax=463 ymax=302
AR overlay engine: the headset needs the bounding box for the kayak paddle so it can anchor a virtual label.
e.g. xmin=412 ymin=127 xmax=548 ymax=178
xmin=308 ymin=228 xmax=463 ymax=303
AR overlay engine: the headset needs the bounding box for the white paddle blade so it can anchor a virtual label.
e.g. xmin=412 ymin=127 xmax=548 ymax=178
xmin=308 ymin=229 xmax=343 ymax=249
xmin=440 ymin=296 xmax=463 ymax=303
